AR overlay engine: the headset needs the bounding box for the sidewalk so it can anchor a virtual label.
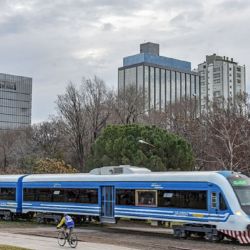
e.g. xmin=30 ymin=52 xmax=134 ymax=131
xmin=0 ymin=232 xmax=137 ymax=250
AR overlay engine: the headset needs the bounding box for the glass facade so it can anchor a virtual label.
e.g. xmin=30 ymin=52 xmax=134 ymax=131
xmin=160 ymin=69 xmax=165 ymax=111
xmin=118 ymin=64 xmax=200 ymax=112
xmin=0 ymin=73 xmax=32 ymax=130
xmin=150 ymin=67 xmax=155 ymax=109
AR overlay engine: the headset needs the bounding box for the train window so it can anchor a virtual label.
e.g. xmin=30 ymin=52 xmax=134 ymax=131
xmin=24 ymin=188 xmax=98 ymax=204
xmin=158 ymin=190 xmax=207 ymax=210
xmin=52 ymin=189 xmax=65 ymax=202
xmin=38 ymin=189 xmax=53 ymax=202
xmin=0 ymin=188 xmax=16 ymax=200
xmin=211 ymin=192 xmax=217 ymax=208
xmin=135 ymin=190 xmax=157 ymax=207
xmin=78 ymin=189 xmax=98 ymax=204
xmin=67 ymin=189 xmax=79 ymax=203
xmin=219 ymin=193 xmax=227 ymax=210
xmin=116 ymin=189 xmax=135 ymax=205
xmin=23 ymin=189 xmax=36 ymax=201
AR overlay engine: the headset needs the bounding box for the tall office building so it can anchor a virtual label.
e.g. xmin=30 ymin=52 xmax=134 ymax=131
xmin=198 ymin=54 xmax=246 ymax=110
xmin=118 ymin=42 xmax=200 ymax=112
xmin=0 ymin=73 xmax=32 ymax=130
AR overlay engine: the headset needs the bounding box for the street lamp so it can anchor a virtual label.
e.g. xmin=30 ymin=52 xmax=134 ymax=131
xmin=138 ymin=139 xmax=156 ymax=148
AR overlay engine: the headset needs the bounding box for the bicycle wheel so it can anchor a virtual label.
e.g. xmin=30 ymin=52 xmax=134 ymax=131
xmin=58 ymin=231 xmax=66 ymax=246
xmin=69 ymin=233 xmax=78 ymax=248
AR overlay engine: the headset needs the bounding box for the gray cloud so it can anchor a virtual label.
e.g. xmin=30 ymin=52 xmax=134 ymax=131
xmin=0 ymin=0 xmax=249 ymax=123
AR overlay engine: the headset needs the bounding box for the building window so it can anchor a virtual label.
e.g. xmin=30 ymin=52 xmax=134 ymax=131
xmin=144 ymin=66 xmax=149 ymax=110
xmin=150 ymin=67 xmax=155 ymax=109
xmin=213 ymin=91 xmax=221 ymax=97
xmin=155 ymin=68 xmax=160 ymax=109
xmin=161 ymin=69 xmax=166 ymax=111
xmin=125 ymin=67 xmax=136 ymax=86
xmin=171 ymin=71 xmax=176 ymax=103
xmin=213 ymin=73 xmax=221 ymax=78
xmin=213 ymin=67 xmax=220 ymax=72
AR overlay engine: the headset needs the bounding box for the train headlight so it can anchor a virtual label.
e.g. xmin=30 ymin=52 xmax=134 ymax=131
xmin=235 ymin=211 xmax=242 ymax=216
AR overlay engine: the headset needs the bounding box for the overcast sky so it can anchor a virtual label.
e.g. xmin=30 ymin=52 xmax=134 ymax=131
xmin=0 ymin=0 xmax=249 ymax=123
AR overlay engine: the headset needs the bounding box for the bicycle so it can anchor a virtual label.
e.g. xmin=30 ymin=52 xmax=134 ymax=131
xmin=57 ymin=228 xmax=78 ymax=248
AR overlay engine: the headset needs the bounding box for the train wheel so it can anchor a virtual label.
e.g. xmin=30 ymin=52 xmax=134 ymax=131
xmin=173 ymin=229 xmax=182 ymax=238
xmin=217 ymin=232 xmax=224 ymax=241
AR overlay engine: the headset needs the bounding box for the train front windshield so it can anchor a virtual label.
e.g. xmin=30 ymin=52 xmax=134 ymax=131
xmin=228 ymin=175 xmax=250 ymax=215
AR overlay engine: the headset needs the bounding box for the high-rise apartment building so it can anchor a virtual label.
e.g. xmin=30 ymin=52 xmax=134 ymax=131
xmin=198 ymin=54 xmax=246 ymax=110
xmin=0 ymin=73 xmax=32 ymax=130
xmin=118 ymin=42 xmax=200 ymax=112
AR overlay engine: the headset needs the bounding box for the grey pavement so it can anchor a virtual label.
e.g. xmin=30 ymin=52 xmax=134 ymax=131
xmin=0 ymin=232 xmax=137 ymax=250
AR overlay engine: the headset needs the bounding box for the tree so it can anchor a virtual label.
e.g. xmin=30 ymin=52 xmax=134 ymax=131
xmin=87 ymin=124 xmax=194 ymax=171
xmin=56 ymin=77 xmax=113 ymax=171
xmin=56 ymin=83 xmax=88 ymax=171
xmin=114 ymin=85 xmax=146 ymax=124
xmin=32 ymin=120 xmax=64 ymax=159
xmin=33 ymin=158 xmax=78 ymax=174
xmin=0 ymin=130 xmax=28 ymax=171
xmin=200 ymin=99 xmax=250 ymax=173
xmin=83 ymin=76 xmax=113 ymax=142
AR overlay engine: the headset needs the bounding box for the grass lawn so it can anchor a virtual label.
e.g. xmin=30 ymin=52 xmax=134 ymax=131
xmin=0 ymin=245 xmax=31 ymax=250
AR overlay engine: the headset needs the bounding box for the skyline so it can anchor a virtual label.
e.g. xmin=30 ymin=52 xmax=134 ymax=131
xmin=0 ymin=0 xmax=249 ymax=124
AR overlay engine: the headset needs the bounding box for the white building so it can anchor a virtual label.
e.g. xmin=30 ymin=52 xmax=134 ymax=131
xmin=198 ymin=54 xmax=246 ymax=111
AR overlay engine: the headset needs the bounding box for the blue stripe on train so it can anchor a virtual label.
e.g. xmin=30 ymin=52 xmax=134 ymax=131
xmin=115 ymin=212 xmax=229 ymax=222
xmin=22 ymin=206 xmax=100 ymax=215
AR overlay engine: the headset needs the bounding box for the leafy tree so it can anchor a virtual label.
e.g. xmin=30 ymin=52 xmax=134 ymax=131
xmin=87 ymin=124 xmax=194 ymax=171
xmin=33 ymin=158 xmax=78 ymax=174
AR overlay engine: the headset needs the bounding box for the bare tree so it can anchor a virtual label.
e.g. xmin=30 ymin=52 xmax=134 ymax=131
xmin=32 ymin=120 xmax=64 ymax=159
xmin=0 ymin=131 xmax=15 ymax=170
xmin=0 ymin=130 xmax=30 ymax=172
xmin=114 ymin=84 xmax=146 ymax=124
xmin=201 ymin=99 xmax=250 ymax=172
xmin=82 ymin=76 xmax=113 ymax=143
xmin=56 ymin=83 xmax=88 ymax=171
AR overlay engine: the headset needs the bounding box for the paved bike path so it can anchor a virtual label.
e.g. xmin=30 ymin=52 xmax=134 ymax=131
xmin=0 ymin=232 xmax=136 ymax=250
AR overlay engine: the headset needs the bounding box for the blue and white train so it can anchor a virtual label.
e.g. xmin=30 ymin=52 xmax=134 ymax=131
xmin=0 ymin=165 xmax=250 ymax=244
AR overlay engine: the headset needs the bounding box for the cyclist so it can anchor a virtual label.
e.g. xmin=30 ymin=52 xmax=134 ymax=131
xmin=57 ymin=213 xmax=75 ymax=240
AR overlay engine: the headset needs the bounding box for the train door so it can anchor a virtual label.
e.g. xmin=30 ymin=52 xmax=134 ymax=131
xmin=100 ymin=186 xmax=115 ymax=223
xmin=210 ymin=190 xmax=218 ymax=214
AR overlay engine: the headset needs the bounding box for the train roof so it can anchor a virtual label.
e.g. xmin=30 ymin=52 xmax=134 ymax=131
xmin=22 ymin=171 xmax=235 ymax=183
xmin=0 ymin=175 xmax=25 ymax=182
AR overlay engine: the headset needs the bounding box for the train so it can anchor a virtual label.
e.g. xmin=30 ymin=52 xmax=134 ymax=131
xmin=0 ymin=165 xmax=250 ymax=244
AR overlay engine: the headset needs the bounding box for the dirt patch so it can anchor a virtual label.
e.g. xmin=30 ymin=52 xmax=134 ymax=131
xmin=0 ymin=221 xmax=248 ymax=250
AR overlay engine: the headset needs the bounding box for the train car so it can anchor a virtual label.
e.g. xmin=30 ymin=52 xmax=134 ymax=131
xmin=20 ymin=166 xmax=250 ymax=244
xmin=0 ymin=175 xmax=25 ymax=219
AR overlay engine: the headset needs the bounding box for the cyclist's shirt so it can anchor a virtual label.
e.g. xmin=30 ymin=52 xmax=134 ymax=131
xmin=57 ymin=215 xmax=75 ymax=229
xmin=65 ymin=215 xmax=74 ymax=228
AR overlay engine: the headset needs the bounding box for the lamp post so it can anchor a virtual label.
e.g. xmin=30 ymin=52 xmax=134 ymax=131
xmin=138 ymin=139 xmax=156 ymax=148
